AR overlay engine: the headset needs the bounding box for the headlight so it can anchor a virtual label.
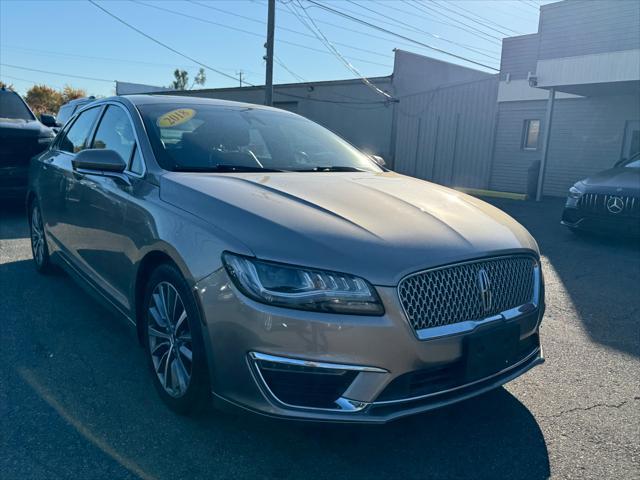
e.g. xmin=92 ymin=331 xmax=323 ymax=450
xmin=222 ymin=252 xmax=384 ymax=315
xmin=568 ymin=183 xmax=585 ymax=199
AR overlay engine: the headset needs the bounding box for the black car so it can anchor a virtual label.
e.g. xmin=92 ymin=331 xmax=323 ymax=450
xmin=56 ymin=96 xmax=95 ymax=128
xmin=562 ymin=152 xmax=640 ymax=235
xmin=0 ymin=88 xmax=56 ymax=199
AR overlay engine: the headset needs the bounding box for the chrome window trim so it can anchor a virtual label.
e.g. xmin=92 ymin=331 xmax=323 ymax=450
xmin=248 ymin=352 xmax=386 ymax=413
xmin=372 ymin=346 xmax=543 ymax=406
xmin=397 ymin=254 xmax=541 ymax=340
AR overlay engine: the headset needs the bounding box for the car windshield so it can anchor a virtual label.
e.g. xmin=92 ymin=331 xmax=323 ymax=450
xmin=0 ymin=91 xmax=35 ymax=121
xmin=137 ymin=103 xmax=381 ymax=173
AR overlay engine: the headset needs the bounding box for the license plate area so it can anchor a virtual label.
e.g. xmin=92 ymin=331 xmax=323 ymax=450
xmin=464 ymin=323 xmax=520 ymax=381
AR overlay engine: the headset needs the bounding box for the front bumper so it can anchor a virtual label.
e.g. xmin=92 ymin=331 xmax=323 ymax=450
xmin=195 ymin=268 xmax=544 ymax=424
xmin=562 ymin=205 xmax=640 ymax=235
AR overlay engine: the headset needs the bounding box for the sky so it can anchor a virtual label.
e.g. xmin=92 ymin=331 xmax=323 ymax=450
xmin=0 ymin=0 xmax=555 ymax=97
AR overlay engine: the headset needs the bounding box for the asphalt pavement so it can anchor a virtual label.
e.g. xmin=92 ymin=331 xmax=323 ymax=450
xmin=1 ymin=197 xmax=638 ymax=480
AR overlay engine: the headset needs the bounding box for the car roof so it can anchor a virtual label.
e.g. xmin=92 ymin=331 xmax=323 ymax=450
xmin=116 ymin=94 xmax=287 ymax=113
xmin=62 ymin=97 xmax=95 ymax=107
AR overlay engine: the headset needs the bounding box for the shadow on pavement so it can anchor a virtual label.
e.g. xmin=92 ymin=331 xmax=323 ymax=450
xmin=0 ymin=198 xmax=28 ymax=240
xmin=489 ymin=197 xmax=640 ymax=358
xmin=1 ymin=257 xmax=550 ymax=480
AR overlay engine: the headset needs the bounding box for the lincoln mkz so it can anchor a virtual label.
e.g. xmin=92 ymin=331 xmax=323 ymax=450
xmin=27 ymin=95 xmax=544 ymax=422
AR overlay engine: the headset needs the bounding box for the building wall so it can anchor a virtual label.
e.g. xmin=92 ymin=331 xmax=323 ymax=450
xmin=491 ymin=94 xmax=640 ymax=196
xmin=500 ymin=34 xmax=540 ymax=81
xmin=538 ymin=0 xmax=640 ymax=60
xmin=491 ymin=100 xmax=547 ymax=194
xmin=543 ymin=94 xmax=640 ymax=196
xmin=394 ymin=76 xmax=499 ymax=189
xmin=392 ymin=49 xmax=491 ymax=96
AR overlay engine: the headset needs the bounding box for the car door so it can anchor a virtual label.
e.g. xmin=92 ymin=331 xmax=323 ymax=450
xmin=38 ymin=106 xmax=102 ymax=256
xmin=66 ymin=103 xmax=149 ymax=312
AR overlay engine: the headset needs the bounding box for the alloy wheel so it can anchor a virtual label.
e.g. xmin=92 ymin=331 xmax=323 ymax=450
xmin=31 ymin=206 xmax=45 ymax=267
xmin=147 ymin=281 xmax=193 ymax=398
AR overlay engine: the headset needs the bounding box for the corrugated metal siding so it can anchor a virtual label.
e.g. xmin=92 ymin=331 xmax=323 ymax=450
xmin=490 ymin=101 xmax=547 ymax=194
xmin=490 ymin=94 xmax=640 ymax=196
xmin=543 ymin=94 xmax=640 ymax=196
xmin=538 ymin=0 xmax=640 ymax=60
xmin=500 ymin=34 xmax=540 ymax=81
xmin=393 ymin=77 xmax=499 ymax=189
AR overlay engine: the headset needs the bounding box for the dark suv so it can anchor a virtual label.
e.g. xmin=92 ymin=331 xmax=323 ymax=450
xmin=0 ymin=88 xmax=56 ymax=199
xmin=561 ymin=153 xmax=640 ymax=235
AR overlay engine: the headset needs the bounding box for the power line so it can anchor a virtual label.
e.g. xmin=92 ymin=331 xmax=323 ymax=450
xmin=344 ymin=0 xmax=501 ymax=60
xmin=1 ymin=63 xmax=114 ymax=83
xmin=130 ymin=0 xmax=392 ymax=68
xmin=288 ymin=0 xmax=393 ymax=100
xmin=186 ymin=0 xmax=393 ymax=60
xmin=250 ymin=0 xmax=501 ymax=63
xmin=304 ymin=1 xmax=499 ymax=71
xmin=518 ymin=0 xmax=540 ymax=11
xmin=88 ymin=0 xmax=253 ymax=85
xmin=404 ymin=1 xmax=503 ymax=43
xmin=431 ymin=0 xmax=522 ymax=37
xmin=440 ymin=1 xmax=523 ymax=36
xmin=0 ymin=74 xmax=64 ymax=90
xmin=339 ymin=0 xmax=500 ymax=49
xmin=273 ymin=55 xmax=307 ymax=82
xmin=1 ymin=45 xmax=258 ymax=74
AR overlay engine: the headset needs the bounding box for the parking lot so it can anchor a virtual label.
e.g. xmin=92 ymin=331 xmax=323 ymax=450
xmin=1 ymin=197 xmax=638 ymax=480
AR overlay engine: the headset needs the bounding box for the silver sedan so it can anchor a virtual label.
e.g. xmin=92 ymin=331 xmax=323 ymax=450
xmin=27 ymin=95 xmax=544 ymax=422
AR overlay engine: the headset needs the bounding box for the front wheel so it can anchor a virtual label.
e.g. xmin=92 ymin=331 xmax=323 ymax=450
xmin=29 ymin=200 xmax=52 ymax=273
xmin=142 ymin=264 xmax=211 ymax=415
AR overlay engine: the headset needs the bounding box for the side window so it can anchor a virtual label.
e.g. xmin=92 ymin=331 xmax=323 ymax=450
xmin=129 ymin=145 xmax=144 ymax=175
xmin=92 ymin=105 xmax=136 ymax=165
xmin=522 ymin=119 xmax=540 ymax=151
xmin=58 ymin=107 xmax=101 ymax=154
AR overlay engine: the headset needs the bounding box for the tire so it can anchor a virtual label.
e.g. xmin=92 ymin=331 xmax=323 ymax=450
xmin=29 ymin=200 xmax=52 ymax=273
xmin=142 ymin=263 xmax=211 ymax=415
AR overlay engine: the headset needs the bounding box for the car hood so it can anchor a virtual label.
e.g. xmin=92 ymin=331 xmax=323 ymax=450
xmin=160 ymin=171 xmax=538 ymax=285
xmin=582 ymin=167 xmax=640 ymax=194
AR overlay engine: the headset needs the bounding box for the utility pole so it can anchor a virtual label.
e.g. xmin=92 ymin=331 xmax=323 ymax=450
xmin=237 ymin=70 xmax=244 ymax=87
xmin=264 ymin=0 xmax=275 ymax=106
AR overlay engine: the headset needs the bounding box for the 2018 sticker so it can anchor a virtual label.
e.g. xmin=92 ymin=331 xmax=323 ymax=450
xmin=156 ymin=108 xmax=196 ymax=127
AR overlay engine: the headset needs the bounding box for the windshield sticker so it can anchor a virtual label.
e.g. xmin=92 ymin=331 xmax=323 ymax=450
xmin=157 ymin=108 xmax=196 ymax=127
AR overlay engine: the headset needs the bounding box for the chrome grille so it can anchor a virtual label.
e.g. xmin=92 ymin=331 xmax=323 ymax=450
xmin=398 ymin=256 xmax=536 ymax=332
xmin=578 ymin=193 xmax=640 ymax=217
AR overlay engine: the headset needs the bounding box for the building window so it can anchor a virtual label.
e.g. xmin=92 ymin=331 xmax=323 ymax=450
xmin=522 ymin=119 xmax=540 ymax=150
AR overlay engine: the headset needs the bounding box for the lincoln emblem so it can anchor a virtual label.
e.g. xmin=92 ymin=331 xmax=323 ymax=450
xmin=477 ymin=268 xmax=492 ymax=313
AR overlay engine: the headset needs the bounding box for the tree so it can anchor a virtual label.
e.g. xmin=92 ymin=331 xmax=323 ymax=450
xmin=61 ymin=85 xmax=86 ymax=104
xmin=170 ymin=68 xmax=206 ymax=90
xmin=171 ymin=69 xmax=189 ymax=90
xmin=190 ymin=68 xmax=206 ymax=89
xmin=25 ymin=85 xmax=62 ymax=116
xmin=0 ymin=81 xmax=14 ymax=91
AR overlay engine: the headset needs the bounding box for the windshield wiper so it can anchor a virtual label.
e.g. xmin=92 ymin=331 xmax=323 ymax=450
xmin=294 ymin=166 xmax=368 ymax=172
xmin=174 ymin=164 xmax=286 ymax=173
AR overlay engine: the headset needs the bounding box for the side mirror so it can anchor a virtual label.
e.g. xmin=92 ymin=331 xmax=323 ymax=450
xmin=370 ymin=154 xmax=386 ymax=167
xmin=72 ymin=149 xmax=127 ymax=173
xmin=40 ymin=114 xmax=57 ymax=128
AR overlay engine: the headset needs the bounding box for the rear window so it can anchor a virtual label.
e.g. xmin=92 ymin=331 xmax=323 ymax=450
xmin=56 ymin=104 xmax=77 ymax=126
xmin=0 ymin=91 xmax=35 ymax=121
